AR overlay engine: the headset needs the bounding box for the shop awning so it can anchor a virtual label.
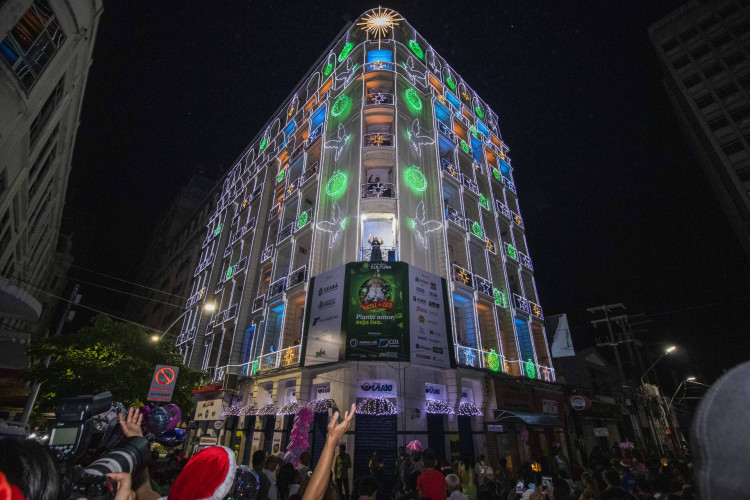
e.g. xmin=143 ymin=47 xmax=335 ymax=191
xmin=306 ymin=399 xmax=338 ymax=414
xmin=494 ymin=410 xmax=561 ymax=427
xmin=256 ymin=403 xmax=278 ymax=416
xmin=277 ymin=402 xmax=300 ymax=415
xmin=425 ymin=400 xmax=454 ymax=415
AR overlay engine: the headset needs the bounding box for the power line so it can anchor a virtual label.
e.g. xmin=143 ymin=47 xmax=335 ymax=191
xmin=52 ymin=273 xmax=183 ymax=309
xmin=54 ymin=260 xmax=188 ymax=300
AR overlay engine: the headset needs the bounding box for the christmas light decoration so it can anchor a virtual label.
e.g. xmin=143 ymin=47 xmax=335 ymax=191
xmin=492 ymin=168 xmax=502 ymax=181
xmin=471 ymin=221 xmax=484 ymax=239
xmin=297 ymin=211 xmax=309 ymax=228
xmin=325 ymin=123 xmax=350 ymax=161
xmin=357 ymin=7 xmax=403 ymax=48
xmin=257 ymin=403 xmax=278 ymax=416
xmin=260 ymin=138 xmax=267 ymax=151
xmin=457 ymin=402 xmax=483 ymax=416
xmin=445 ymin=76 xmax=456 ymax=91
xmin=407 ymin=119 xmax=434 ymax=156
xmin=405 ymin=87 xmax=422 ymax=112
xmin=475 ymin=106 xmax=484 ymax=119
xmin=356 ymin=397 xmax=398 ymax=415
xmin=316 ymin=202 xmax=345 ymax=247
xmin=412 ymin=201 xmax=442 ymax=249
xmin=479 ymin=193 xmax=488 ymax=209
xmin=225 ymin=267 xmax=233 ymax=280
xmin=323 ymin=62 xmax=334 ymax=77
xmin=460 ymin=140 xmax=471 ymax=154
xmin=493 ymin=288 xmax=504 ymax=307
xmin=214 ymin=224 xmax=221 ymax=235
xmin=276 ymin=169 xmax=285 ymax=183
xmin=331 ymin=94 xmax=350 ymax=117
xmin=425 ymin=400 xmax=454 ymax=415
xmin=222 ymin=405 xmax=256 ymax=417
xmin=506 ymin=243 xmax=517 ymax=260
xmin=525 ymin=360 xmax=536 ymax=379
xmin=403 ymin=165 xmax=428 ymax=193
xmin=338 ymin=42 xmax=353 ymax=62
xmin=487 ymin=349 xmax=500 ymax=371
xmin=408 ymin=39 xmax=424 ymax=59
xmin=403 ymin=57 xmax=428 ymax=86
xmin=278 ymin=402 xmax=300 ymax=416
xmin=326 ymin=170 xmax=348 ymax=197
xmin=306 ymin=399 xmax=338 ymax=414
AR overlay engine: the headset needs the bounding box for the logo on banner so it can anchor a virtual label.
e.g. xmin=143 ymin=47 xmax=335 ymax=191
xmin=358 ymin=275 xmax=394 ymax=312
xmin=318 ymin=283 xmax=339 ymax=296
xmin=360 ymin=382 xmax=393 ymax=393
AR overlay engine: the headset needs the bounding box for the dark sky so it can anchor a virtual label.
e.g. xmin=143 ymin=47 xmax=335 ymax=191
xmin=62 ymin=1 xmax=750 ymax=383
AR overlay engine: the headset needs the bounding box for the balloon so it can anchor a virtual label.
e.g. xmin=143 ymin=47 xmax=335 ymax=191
xmin=155 ymin=428 xmax=187 ymax=447
xmin=163 ymin=404 xmax=182 ymax=431
xmin=147 ymin=406 xmax=169 ymax=435
xmin=232 ymin=465 xmax=260 ymax=499
xmin=138 ymin=406 xmax=151 ymax=419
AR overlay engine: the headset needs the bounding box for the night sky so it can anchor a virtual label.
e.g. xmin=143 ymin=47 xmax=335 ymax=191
xmin=62 ymin=1 xmax=750 ymax=383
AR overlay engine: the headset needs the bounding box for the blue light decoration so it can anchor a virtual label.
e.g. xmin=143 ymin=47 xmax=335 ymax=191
xmin=444 ymin=91 xmax=461 ymax=109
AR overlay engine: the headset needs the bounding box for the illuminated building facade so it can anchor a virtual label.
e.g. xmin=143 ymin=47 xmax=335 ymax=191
xmin=180 ymin=9 xmax=561 ymax=478
xmin=650 ymin=0 xmax=750 ymax=259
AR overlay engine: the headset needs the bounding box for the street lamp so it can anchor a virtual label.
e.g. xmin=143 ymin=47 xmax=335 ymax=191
xmin=640 ymin=345 xmax=677 ymax=385
xmin=154 ymin=302 xmax=215 ymax=341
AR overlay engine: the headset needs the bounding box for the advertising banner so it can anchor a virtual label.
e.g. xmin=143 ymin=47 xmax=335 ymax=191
xmin=345 ymin=262 xmax=407 ymax=361
xmin=312 ymin=382 xmax=331 ymax=400
xmin=460 ymin=387 xmax=475 ymax=404
xmin=304 ymin=264 xmax=346 ymax=366
xmin=542 ymin=399 xmax=558 ymax=416
xmin=408 ymin=266 xmax=450 ymax=368
xmin=425 ymin=383 xmax=447 ymax=401
xmin=195 ymin=399 xmax=224 ymax=421
xmin=356 ymin=379 xmax=398 ymax=399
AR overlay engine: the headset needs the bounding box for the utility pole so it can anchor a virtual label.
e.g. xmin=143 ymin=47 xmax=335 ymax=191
xmin=588 ymin=303 xmax=629 ymax=386
xmin=19 ymin=284 xmax=80 ymax=426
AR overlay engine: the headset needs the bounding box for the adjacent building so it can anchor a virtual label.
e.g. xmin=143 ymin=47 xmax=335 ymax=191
xmin=0 ymin=0 xmax=102 ymax=416
xmin=179 ymin=9 xmax=560 ymax=480
xmin=650 ymin=0 xmax=750 ymax=259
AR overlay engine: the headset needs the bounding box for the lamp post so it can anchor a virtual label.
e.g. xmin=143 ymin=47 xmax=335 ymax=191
xmin=638 ymin=345 xmax=676 ymax=456
xmin=668 ymin=376 xmax=696 ymax=410
xmin=640 ymin=345 xmax=676 ymax=385
xmin=153 ymin=302 xmax=215 ymax=341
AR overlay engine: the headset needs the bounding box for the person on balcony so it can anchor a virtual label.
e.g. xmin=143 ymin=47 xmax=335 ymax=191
xmin=368 ymin=235 xmax=383 ymax=261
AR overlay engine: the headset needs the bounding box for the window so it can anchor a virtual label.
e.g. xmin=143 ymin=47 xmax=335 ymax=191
xmin=672 ymin=56 xmax=690 ymax=70
xmin=716 ymin=82 xmax=738 ymax=98
xmin=724 ymin=51 xmax=747 ymax=67
xmin=711 ymin=33 xmax=732 ymax=48
xmin=718 ymin=4 xmax=739 ymax=18
xmin=709 ymin=115 xmax=730 ymax=130
xmin=691 ymin=44 xmax=711 ymax=60
xmin=733 ymin=22 xmax=750 ymax=37
xmin=0 ymin=210 xmax=10 ymax=256
xmin=0 ymin=169 xmax=6 ymax=195
xmin=696 ymin=93 xmax=716 ymax=108
xmin=703 ymin=63 xmax=723 ymax=78
xmin=722 ymin=139 xmax=745 ymax=155
xmin=0 ymin=0 xmax=65 ymax=92
xmin=683 ymin=74 xmax=702 ymax=87
xmin=700 ymin=16 xmax=718 ymax=31
xmin=29 ymin=124 xmax=58 ymax=177
xmin=679 ymin=27 xmax=698 ymax=42
xmin=661 ymin=39 xmax=678 ymax=52
xmin=730 ymin=106 xmax=750 ymax=122
xmin=29 ymin=76 xmax=64 ymax=148
xmin=738 ymin=168 xmax=750 ymax=181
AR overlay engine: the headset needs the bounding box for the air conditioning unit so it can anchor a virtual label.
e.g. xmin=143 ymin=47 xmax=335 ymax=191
xmin=222 ymin=373 xmax=238 ymax=392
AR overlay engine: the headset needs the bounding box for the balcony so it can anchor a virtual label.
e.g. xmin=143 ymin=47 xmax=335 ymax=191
xmin=360 ymin=246 xmax=397 ymax=262
xmin=462 ymin=173 xmax=479 ymax=195
xmin=512 ymin=293 xmax=530 ymax=315
xmin=268 ymin=277 xmax=287 ymax=299
xmin=441 ymin=158 xmax=459 ymax=180
xmin=186 ymin=287 xmax=206 ymax=308
xmin=194 ymin=253 xmax=214 ymax=277
xmin=514 ymin=359 xmax=555 ymax=382
xmin=517 ymin=250 xmax=533 ymax=271
xmin=268 ymin=202 xmax=281 ymax=221
xmin=300 ymin=162 xmax=319 ymax=186
xmin=456 ymin=345 xmax=485 ymax=369
xmin=261 ymin=245 xmax=274 ymax=262
xmin=363 ymin=133 xmax=394 ymax=148
xmin=474 ymin=275 xmax=493 ymax=297
xmin=276 ymin=223 xmax=294 ymax=244
xmin=255 ymin=345 xmax=302 ymax=373
xmin=365 ymin=61 xmax=395 ymax=72
xmin=306 ymin=124 xmax=323 ymax=146
xmin=502 ymin=176 xmax=516 ymax=194
xmin=287 ymin=265 xmax=307 ymax=290
xmin=495 ymin=200 xmax=512 ymax=220
xmin=444 ymin=205 xmax=465 ymax=228
xmin=437 ymin=121 xmax=457 ymax=143
xmin=361 ymin=182 xmax=396 ymax=199
xmin=252 ymin=295 xmax=265 ymax=313
xmin=451 ymin=264 xmax=473 ymax=287
xmin=365 ymin=92 xmax=394 ymax=106
xmin=176 ymin=327 xmax=195 ymax=346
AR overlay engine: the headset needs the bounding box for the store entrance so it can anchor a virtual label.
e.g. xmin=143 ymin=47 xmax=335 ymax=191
xmin=354 ymin=414 xmax=397 ymax=494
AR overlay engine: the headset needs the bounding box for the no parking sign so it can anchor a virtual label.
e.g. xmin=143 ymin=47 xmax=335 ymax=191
xmin=147 ymin=364 xmax=179 ymax=402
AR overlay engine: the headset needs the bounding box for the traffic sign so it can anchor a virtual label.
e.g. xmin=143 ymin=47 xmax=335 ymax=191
xmin=147 ymin=364 xmax=180 ymax=402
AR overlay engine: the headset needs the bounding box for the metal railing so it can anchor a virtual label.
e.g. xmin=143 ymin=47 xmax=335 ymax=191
xmin=365 ymin=92 xmax=394 ymax=106
xmin=365 ymin=61 xmax=395 ymax=72
xmin=361 ymin=182 xmax=396 ymax=199
xmin=363 ymin=133 xmax=394 ymax=148
xmin=360 ymin=246 xmax=396 ymax=262
xmin=441 ymin=158 xmax=459 ymax=179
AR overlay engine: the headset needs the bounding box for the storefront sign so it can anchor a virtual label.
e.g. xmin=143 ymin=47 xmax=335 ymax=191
xmin=357 ymin=379 xmax=397 ymax=398
xmin=304 ymin=264 xmax=346 ymax=365
xmin=251 ymin=433 xmax=261 ymax=451
xmin=593 ymin=427 xmax=609 ymax=437
xmin=199 ymin=436 xmax=218 ymax=446
xmin=542 ymin=399 xmax=558 ymax=416
xmin=408 ymin=266 xmax=451 ymax=368
xmin=487 ymin=424 xmax=504 ymax=432
xmin=195 ymin=399 xmax=224 ymax=421
xmin=312 ymin=382 xmax=331 ymax=400
xmin=460 ymin=387 xmax=475 ymax=404
xmin=424 ymin=383 xmax=447 ymax=401
xmin=569 ymin=395 xmax=590 ymax=411
xmin=213 ymin=420 xmax=224 ymax=430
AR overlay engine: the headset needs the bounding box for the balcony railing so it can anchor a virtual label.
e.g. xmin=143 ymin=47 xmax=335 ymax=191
xmin=462 ymin=173 xmax=479 ymax=194
xmin=287 ymin=265 xmax=307 ymax=289
xmin=261 ymin=245 xmax=274 ymax=262
xmin=252 ymin=295 xmax=265 ymax=313
xmin=365 ymin=61 xmax=395 ymax=72
xmin=437 ymin=121 xmax=457 ymax=143
xmin=511 ymin=211 xmax=524 ymax=229
xmin=515 ymin=359 xmax=555 ymax=382
xmin=300 ymin=162 xmax=319 ymax=186
xmin=512 ymin=293 xmax=531 ymax=315
xmin=502 ymin=176 xmax=516 ymax=194
xmin=528 ymin=299 xmax=543 ymax=319
xmin=268 ymin=277 xmax=287 ymax=298
xmin=363 ymin=133 xmax=394 ymax=148
xmin=306 ymin=124 xmax=323 ymax=146
xmin=253 ymin=345 xmax=302 ymax=374
xmin=365 ymin=92 xmax=394 ymax=106
xmin=474 ymin=275 xmax=493 ymax=297
xmin=176 ymin=327 xmax=196 ymax=346
xmin=517 ymin=250 xmax=533 ymax=271
xmin=361 ymin=182 xmax=396 ymax=199
xmin=194 ymin=253 xmax=214 ymax=277
xmin=441 ymin=158 xmax=459 ymax=180
xmin=445 ymin=205 xmax=465 ymax=228
xmin=456 ymin=345 xmax=485 ymax=369
xmin=186 ymin=288 xmax=206 ymax=309
xmin=276 ymin=223 xmax=294 ymax=244
xmin=451 ymin=264 xmax=473 ymax=287
xmin=360 ymin=246 xmax=397 ymax=262
xmin=495 ymin=200 xmax=512 ymax=220
xmin=268 ymin=202 xmax=281 ymax=221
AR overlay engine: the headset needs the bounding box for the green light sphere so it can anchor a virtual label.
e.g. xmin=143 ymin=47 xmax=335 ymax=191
xmin=326 ymin=170 xmax=348 ymax=197
xmin=331 ymin=94 xmax=350 ymax=117
xmin=405 ymin=88 xmax=422 ymax=112
xmin=403 ymin=165 xmax=428 ymax=193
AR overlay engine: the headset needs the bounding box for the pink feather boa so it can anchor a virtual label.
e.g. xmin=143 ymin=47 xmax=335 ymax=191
xmin=283 ymin=406 xmax=314 ymax=466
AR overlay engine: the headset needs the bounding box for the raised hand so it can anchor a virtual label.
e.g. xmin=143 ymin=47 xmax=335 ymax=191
xmin=119 ymin=407 xmax=143 ymax=438
xmin=327 ymin=403 xmax=356 ymax=445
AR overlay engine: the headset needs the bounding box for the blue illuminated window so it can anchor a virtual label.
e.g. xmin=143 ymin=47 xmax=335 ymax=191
xmin=367 ymin=50 xmax=393 ymax=63
xmin=514 ymin=318 xmax=535 ymax=362
xmin=310 ymin=105 xmax=326 ymax=131
xmin=445 ymin=91 xmax=461 ymax=110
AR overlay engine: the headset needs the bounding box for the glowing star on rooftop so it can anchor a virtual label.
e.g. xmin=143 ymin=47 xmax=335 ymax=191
xmin=357 ymin=7 xmax=403 ymax=49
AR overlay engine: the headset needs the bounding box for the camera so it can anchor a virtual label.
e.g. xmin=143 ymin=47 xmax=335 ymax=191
xmin=48 ymin=391 xmax=150 ymax=499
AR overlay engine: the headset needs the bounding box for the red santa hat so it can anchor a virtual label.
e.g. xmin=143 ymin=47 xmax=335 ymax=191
xmin=168 ymin=446 xmax=236 ymax=500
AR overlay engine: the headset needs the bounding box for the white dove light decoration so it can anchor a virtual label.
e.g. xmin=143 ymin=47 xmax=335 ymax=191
xmin=410 ymin=201 xmax=442 ymax=249
xmin=325 ymin=124 xmax=350 ymax=161
xmin=316 ymin=202 xmax=346 ymax=248
xmin=407 ymin=119 xmax=435 ymax=157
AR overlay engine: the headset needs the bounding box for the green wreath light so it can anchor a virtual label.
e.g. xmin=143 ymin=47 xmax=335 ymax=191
xmin=475 ymin=106 xmax=484 ymax=119
xmin=492 ymin=168 xmax=502 ymax=181
xmin=408 ymin=39 xmax=424 ymax=59
xmin=276 ymin=170 xmax=285 ymax=183
xmin=338 ymin=42 xmax=353 ymax=62
xmin=403 ymin=165 xmax=428 ymax=193
xmin=471 ymin=221 xmax=483 ymax=239
xmin=323 ymin=62 xmax=334 ymax=76
xmin=493 ymin=288 xmax=504 ymax=307
xmin=487 ymin=349 xmax=500 ymax=372
xmin=297 ymin=211 xmax=309 ymax=228
xmin=405 ymin=88 xmax=422 ymax=112
xmin=507 ymin=244 xmax=517 ymax=260
xmin=460 ymin=140 xmax=471 ymax=154
xmin=326 ymin=170 xmax=348 ymax=197
xmin=260 ymin=138 xmax=267 ymax=151
xmin=525 ymin=360 xmax=536 ymax=379
xmin=225 ymin=267 xmax=233 ymax=280
xmin=215 ymin=224 xmax=221 ymax=235
xmin=331 ymin=94 xmax=350 ymax=117
xmin=479 ymin=193 xmax=488 ymax=209
xmin=445 ymin=76 xmax=456 ymax=91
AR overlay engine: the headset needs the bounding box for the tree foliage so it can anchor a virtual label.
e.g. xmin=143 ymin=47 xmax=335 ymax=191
xmin=21 ymin=315 xmax=205 ymax=417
